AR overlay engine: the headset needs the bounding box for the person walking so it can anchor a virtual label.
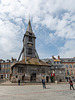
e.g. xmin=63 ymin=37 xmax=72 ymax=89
xmin=42 ymin=76 xmax=46 ymax=89
xmin=69 ymin=78 xmax=75 ymax=90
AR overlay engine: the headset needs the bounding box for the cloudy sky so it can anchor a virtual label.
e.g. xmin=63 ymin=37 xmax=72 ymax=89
xmin=0 ymin=0 xmax=75 ymax=60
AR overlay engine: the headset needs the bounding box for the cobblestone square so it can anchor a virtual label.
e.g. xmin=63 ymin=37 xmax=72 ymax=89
xmin=0 ymin=84 xmax=75 ymax=100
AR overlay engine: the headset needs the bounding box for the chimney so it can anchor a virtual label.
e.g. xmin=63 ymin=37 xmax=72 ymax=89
xmin=11 ymin=57 xmax=16 ymax=62
xmin=11 ymin=57 xmax=14 ymax=62
xmin=52 ymin=56 xmax=56 ymax=59
xmin=58 ymin=55 xmax=60 ymax=59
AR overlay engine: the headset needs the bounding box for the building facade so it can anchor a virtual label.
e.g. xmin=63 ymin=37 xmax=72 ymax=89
xmin=0 ymin=58 xmax=16 ymax=80
xmin=11 ymin=59 xmax=50 ymax=83
xmin=42 ymin=57 xmax=66 ymax=82
xmin=60 ymin=58 xmax=75 ymax=81
xmin=43 ymin=56 xmax=75 ymax=82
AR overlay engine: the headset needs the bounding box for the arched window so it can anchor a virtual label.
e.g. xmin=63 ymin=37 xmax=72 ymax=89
xmin=71 ymin=70 xmax=73 ymax=75
xmin=29 ymin=36 xmax=32 ymax=42
xmin=66 ymin=64 xmax=68 ymax=68
xmin=73 ymin=64 xmax=75 ymax=68
xmin=69 ymin=64 xmax=72 ymax=68
xmin=67 ymin=70 xmax=69 ymax=75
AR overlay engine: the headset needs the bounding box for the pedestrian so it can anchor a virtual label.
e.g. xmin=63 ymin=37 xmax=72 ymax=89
xmin=69 ymin=78 xmax=75 ymax=90
xmin=18 ymin=76 xmax=20 ymax=85
xmin=42 ymin=76 xmax=46 ymax=89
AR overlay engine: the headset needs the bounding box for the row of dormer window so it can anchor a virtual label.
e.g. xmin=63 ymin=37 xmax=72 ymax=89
xmin=66 ymin=64 xmax=75 ymax=68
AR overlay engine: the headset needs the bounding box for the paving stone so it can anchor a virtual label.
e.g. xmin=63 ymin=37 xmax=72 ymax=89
xmin=0 ymin=84 xmax=75 ymax=100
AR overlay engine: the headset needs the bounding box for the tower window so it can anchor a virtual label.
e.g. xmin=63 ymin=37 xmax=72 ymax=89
xmin=29 ymin=36 xmax=32 ymax=42
xmin=28 ymin=48 xmax=32 ymax=55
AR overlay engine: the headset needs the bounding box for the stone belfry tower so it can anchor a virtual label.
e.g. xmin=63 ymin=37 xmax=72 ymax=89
xmin=18 ymin=20 xmax=39 ymax=61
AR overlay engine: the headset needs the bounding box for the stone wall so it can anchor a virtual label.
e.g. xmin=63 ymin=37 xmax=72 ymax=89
xmin=11 ymin=64 xmax=50 ymax=83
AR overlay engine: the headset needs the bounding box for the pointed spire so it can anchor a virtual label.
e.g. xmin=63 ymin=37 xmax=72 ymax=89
xmin=26 ymin=19 xmax=33 ymax=33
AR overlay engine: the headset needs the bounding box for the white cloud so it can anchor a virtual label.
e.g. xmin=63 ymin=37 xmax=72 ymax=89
xmin=0 ymin=0 xmax=75 ymax=59
xmin=58 ymin=40 xmax=75 ymax=58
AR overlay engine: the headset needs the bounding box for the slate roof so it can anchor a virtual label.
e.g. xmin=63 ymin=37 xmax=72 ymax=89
xmin=26 ymin=20 xmax=33 ymax=33
xmin=11 ymin=57 xmax=50 ymax=67
xmin=60 ymin=58 xmax=75 ymax=63
xmin=25 ymin=20 xmax=35 ymax=37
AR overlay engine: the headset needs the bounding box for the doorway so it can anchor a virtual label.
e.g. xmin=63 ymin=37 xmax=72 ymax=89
xmin=22 ymin=75 xmax=25 ymax=83
xmin=30 ymin=72 xmax=36 ymax=82
xmin=50 ymin=76 xmax=54 ymax=83
xmin=1 ymin=75 xmax=3 ymax=79
xmin=46 ymin=76 xmax=49 ymax=82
